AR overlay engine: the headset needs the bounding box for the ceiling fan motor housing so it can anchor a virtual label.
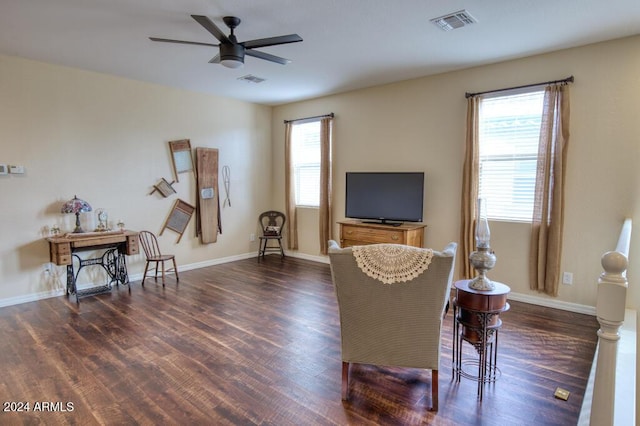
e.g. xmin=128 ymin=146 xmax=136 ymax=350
xmin=220 ymin=43 xmax=245 ymax=66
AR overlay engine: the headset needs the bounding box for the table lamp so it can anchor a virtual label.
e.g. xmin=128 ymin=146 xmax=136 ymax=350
xmin=61 ymin=195 xmax=92 ymax=233
xmin=469 ymin=198 xmax=497 ymax=290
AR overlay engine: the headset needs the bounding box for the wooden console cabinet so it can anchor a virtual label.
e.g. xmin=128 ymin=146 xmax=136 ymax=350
xmin=338 ymin=220 xmax=426 ymax=248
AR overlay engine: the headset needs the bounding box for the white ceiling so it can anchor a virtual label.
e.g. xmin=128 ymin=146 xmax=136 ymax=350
xmin=1 ymin=0 xmax=639 ymax=105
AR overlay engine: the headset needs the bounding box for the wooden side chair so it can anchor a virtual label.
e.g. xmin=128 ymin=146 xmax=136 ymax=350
xmin=138 ymin=230 xmax=179 ymax=286
xmin=258 ymin=211 xmax=286 ymax=259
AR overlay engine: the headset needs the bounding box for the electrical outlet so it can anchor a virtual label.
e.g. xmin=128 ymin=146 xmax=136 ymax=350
xmin=562 ymin=272 xmax=573 ymax=285
xmin=250 ymin=233 xmax=256 ymax=242
xmin=554 ymin=387 xmax=570 ymax=400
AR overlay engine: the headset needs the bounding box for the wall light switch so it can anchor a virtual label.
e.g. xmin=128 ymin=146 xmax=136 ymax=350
xmin=9 ymin=165 xmax=25 ymax=174
xmin=0 ymin=164 xmax=7 ymax=175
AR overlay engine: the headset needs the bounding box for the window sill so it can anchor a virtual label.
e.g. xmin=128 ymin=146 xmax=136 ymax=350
xmin=487 ymin=218 xmax=532 ymax=224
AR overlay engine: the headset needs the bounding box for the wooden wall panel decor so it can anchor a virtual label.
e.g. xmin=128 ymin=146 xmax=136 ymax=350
xmin=160 ymin=198 xmax=195 ymax=243
xmin=168 ymin=139 xmax=193 ymax=182
xmin=195 ymin=147 xmax=220 ymax=244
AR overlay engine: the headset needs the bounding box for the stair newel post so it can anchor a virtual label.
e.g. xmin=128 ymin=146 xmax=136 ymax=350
xmin=590 ymin=250 xmax=628 ymax=426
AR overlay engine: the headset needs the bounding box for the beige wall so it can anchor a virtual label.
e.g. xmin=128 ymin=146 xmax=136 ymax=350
xmin=2 ymin=35 xmax=639 ymax=311
xmin=0 ymin=54 xmax=271 ymax=304
xmin=272 ymin=35 xmax=640 ymax=311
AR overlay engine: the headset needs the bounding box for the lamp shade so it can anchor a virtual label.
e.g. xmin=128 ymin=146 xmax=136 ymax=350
xmin=61 ymin=195 xmax=92 ymax=214
xmin=61 ymin=195 xmax=92 ymax=233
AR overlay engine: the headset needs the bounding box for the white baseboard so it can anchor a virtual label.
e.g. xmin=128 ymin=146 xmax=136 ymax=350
xmin=0 ymin=252 xmax=258 ymax=308
xmin=127 ymin=252 xmax=257 ymax=282
xmin=508 ymin=291 xmax=596 ymax=316
xmin=284 ymin=253 xmax=597 ymax=315
xmin=0 ymin=252 xmax=595 ymax=316
xmin=0 ymin=288 xmax=66 ymax=308
xmin=285 ymin=251 xmax=330 ymax=264
xmin=285 ymin=253 xmax=597 ymax=315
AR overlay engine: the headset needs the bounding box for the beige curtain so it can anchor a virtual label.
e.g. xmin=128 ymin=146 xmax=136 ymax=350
xmin=529 ymin=85 xmax=570 ymax=296
xmin=319 ymin=117 xmax=333 ymax=254
xmin=460 ymin=96 xmax=480 ymax=278
xmin=284 ymin=122 xmax=298 ymax=250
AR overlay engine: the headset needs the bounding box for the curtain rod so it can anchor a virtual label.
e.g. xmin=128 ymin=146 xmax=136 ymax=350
xmin=283 ymin=112 xmax=334 ymax=124
xmin=465 ymin=76 xmax=574 ymax=99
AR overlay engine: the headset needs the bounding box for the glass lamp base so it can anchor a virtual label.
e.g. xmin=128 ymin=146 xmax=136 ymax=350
xmin=469 ymin=274 xmax=495 ymax=291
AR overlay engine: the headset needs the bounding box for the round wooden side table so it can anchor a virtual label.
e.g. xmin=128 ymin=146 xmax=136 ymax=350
xmin=452 ymin=279 xmax=510 ymax=400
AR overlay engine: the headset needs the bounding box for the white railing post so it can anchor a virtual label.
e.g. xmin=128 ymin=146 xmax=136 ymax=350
xmin=589 ymin=219 xmax=631 ymax=426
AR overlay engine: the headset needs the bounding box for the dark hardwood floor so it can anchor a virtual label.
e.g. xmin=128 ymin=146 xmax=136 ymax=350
xmin=0 ymin=256 xmax=598 ymax=425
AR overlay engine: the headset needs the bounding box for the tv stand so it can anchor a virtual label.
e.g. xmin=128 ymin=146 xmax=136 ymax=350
xmin=361 ymin=220 xmax=403 ymax=227
xmin=338 ymin=220 xmax=426 ymax=248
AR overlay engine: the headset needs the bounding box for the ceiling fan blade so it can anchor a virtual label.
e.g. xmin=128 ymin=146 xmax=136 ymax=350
xmin=245 ymin=49 xmax=291 ymax=65
xmin=208 ymin=54 xmax=221 ymax=64
xmin=191 ymin=15 xmax=230 ymax=44
xmin=149 ymin=37 xmax=218 ymax=47
xmin=242 ymin=34 xmax=302 ymax=49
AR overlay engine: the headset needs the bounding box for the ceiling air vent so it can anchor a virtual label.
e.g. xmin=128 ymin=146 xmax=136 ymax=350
xmin=431 ymin=10 xmax=477 ymax=31
xmin=237 ymin=74 xmax=266 ymax=83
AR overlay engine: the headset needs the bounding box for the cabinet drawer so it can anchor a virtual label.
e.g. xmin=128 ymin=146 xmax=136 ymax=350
xmin=341 ymin=225 xmax=405 ymax=244
xmin=339 ymin=221 xmax=425 ymax=248
xmin=126 ymin=236 xmax=139 ymax=255
xmin=56 ymin=243 xmax=71 ymax=255
xmin=56 ymin=254 xmax=72 ymax=265
xmin=50 ymin=242 xmax=72 ymax=265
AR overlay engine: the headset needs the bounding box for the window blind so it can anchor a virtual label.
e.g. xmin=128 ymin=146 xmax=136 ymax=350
xmin=478 ymin=90 xmax=545 ymax=222
xmin=291 ymin=121 xmax=321 ymax=207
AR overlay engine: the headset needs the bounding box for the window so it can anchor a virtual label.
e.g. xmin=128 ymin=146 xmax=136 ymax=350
xmin=291 ymin=120 xmax=321 ymax=207
xmin=478 ymin=90 xmax=545 ymax=222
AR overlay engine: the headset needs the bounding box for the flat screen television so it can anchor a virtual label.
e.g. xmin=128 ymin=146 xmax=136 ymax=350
xmin=345 ymin=172 xmax=424 ymax=225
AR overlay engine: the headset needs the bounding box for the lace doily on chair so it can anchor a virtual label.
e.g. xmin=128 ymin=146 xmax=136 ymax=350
xmin=352 ymin=244 xmax=433 ymax=284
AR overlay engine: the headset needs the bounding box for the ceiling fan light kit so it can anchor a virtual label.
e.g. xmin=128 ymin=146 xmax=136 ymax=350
xmin=221 ymin=59 xmax=243 ymax=69
xmin=150 ymin=15 xmax=302 ymax=69
xmin=220 ymin=43 xmax=245 ymax=68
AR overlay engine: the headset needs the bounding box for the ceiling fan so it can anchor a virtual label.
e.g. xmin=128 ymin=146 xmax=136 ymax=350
xmin=150 ymin=15 xmax=302 ymax=69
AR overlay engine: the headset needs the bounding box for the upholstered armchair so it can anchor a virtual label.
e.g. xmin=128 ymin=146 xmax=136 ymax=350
xmin=328 ymin=240 xmax=457 ymax=411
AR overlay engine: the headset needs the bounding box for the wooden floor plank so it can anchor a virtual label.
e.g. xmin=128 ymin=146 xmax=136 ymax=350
xmin=0 ymin=256 xmax=597 ymax=425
